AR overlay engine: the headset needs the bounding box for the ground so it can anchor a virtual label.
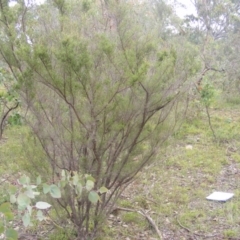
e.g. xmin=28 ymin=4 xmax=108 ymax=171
xmin=0 ymin=103 xmax=240 ymax=240
xmin=104 ymin=106 xmax=240 ymax=240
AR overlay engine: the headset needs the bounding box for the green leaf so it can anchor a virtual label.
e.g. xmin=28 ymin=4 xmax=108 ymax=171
xmin=85 ymin=174 xmax=95 ymax=182
xmin=18 ymin=205 xmax=26 ymax=211
xmin=99 ymin=186 xmax=108 ymax=194
xmin=86 ymin=180 xmax=94 ymax=191
xmin=0 ymin=202 xmax=13 ymax=220
xmin=22 ymin=212 xmax=30 ymax=227
xmin=88 ymin=191 xmax=100 ymax=204
xmin=43 ymin=183 xmax=50 ymax=194
xmin=59 ymin=179 xmax=67 ymax=188
xmin=36 ymin=210 xmax=45 ymax=221
xmin=72 ymin=174 xmax=79 ymax=186
xmin=17 ymin=193 xmax=31 ymax=209
xmin=8 ymin=185 xmax=17 ymax=195
xmin=49 ymin=184 xmax=61 ymax=198
xmin=19 ymin=175 xmax=30 ymax=185
xmin=10 ymin=195 xmax=16 ymax=204
xmin=5 ymin=212 xmax=14 ymax=221
xmin=25 ymin=187 xmax=35 ymax=199
xmin=36 ymin=176 xmax=41 ymax=185
xmin=6 ymin=228 xmax=18 ymax=240
xmin=0 ymin=202 xmax=11 ymax=214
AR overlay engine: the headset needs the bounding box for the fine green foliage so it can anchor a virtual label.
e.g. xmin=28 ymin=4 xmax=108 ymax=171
xmin=200 ymin=82 xmax=216 ymax=107
xmin=0 ymin=0 xmax=200 ymax=238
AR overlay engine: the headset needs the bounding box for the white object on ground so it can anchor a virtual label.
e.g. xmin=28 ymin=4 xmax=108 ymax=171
xmin=185 ymin=145 xmax=193 ymax=150
xmin=206 ymin=192 xmax=234 ymax=201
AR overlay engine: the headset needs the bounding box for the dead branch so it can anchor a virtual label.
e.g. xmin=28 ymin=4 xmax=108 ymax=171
xmin=111 ymin=207 xmax=163 ymax=240
xmin=138 ymin=210 xmax=163 ymax=240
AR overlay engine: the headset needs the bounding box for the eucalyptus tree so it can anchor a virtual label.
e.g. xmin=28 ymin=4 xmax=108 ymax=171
xmin=0 ymin=0 xmax=200 ymax=238
xmin=183 ymin=0 xmax=240 ymax=41
xmin=180 ymin=0 xmax=240 ymax=97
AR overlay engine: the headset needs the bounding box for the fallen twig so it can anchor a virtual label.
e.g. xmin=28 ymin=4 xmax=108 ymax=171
xmin=137 ymin=210 xmax=163 ymax=240
xmin=176 ymin=217 xmax=219 ymax=239
xmin=0 ymin=172 xmax=20 ymax=185
xmin=112 ymin=207 xmax=163 ymax=239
